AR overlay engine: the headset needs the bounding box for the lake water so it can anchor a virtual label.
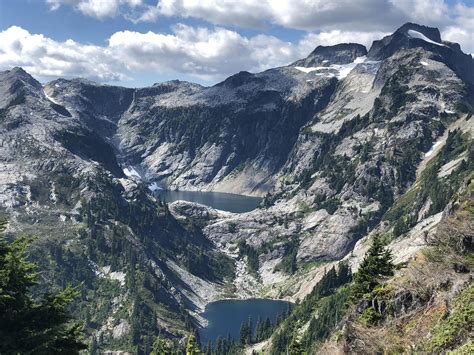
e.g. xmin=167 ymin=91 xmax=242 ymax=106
xmin=155 ymin=190 xmax=262 ymax=213
xmin=199 ymin=299 xmax=291 ymax=344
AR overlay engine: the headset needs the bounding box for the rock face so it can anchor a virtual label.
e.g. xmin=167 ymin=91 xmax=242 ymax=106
xmin=368 ymin=22 xmax=474 ymax=84
xmin=293 ymin=43 xmax=368 ymax=67
xmin=0 ymin=22 xmax=473 ymax=351
xmin=44 ymin=63 xmax=338 ymax=196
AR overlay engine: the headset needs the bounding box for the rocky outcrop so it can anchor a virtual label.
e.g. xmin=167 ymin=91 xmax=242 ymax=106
xmin=368 ymin=22 xmax=474 ymax=84
xmin=293 ymin=43 xmax=368 ymax=67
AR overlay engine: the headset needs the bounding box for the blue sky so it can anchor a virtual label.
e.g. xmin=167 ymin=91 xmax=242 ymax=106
xmin=0 ymin=0 xmax=472 ymax=87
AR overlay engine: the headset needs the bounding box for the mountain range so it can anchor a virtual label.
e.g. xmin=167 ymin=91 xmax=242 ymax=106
xmin=0 ymin=22 xmax=472 ymax=353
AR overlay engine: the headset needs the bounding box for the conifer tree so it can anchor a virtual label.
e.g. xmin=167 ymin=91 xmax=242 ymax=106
xmin=186 ymin=334 xmax=201 ymax=354
xmin=0 ymin=221 xmax=86 ymax=354
xmin=351 ymin=234 xmax=394 ymax=301
xmin=289 ymin=333 xmax=304 ymax=354
xmin=151 ymin=336 xmax=171 ymax=354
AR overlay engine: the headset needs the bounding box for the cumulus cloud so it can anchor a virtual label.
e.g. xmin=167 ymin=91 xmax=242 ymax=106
xmin=43 ymin=0 xmax=473 ymax=57
xmin=442 ymin=3 xmax=474 ymax=54
xmin=301 ymin=30 xmax=388 ymax=50
xmin=131 ymin=0 xmax=472 ymax=52
xmin=107 ymin=24 xmax=308 ymax=80
xmin=389 ymin=0 xmax=451 ymax=27
xmin=3 ymin=25 xmax=363 ymax=84
xmin=0 ymin=23 xmax=395 ymax=85
xmin=134 ymin=0 xmax=461 ymax=31
xmin=47 ymin=0 xmax=143 ymax=19
xmin=0 ymin=26 xmax=127 ymax=81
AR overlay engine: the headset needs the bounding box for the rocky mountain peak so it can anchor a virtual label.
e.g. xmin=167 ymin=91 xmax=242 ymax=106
xmin=396 ymin=22 xmax=442 ymax=43
xmin=216 ymin=71 xmax=257 ymax=89
xmin=0 ymin=67 xmax=44 ymax=108
xmin=1 ymin=67 xmax=42 ymax=92
xmin=368 ymin=22 xmax=474 ymax=84
xmin=368 ymin=22 xmax=447 ymax=60
xmin=293 ymin=43 xmax=367 ymax=67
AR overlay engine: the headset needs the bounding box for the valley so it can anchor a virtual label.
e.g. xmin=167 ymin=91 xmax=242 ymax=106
xmin=0 ymin=21 xmax=473 ymax=354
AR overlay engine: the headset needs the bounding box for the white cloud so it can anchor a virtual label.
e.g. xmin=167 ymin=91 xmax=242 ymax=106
xmin=442 ymin=3 xmax=474 ymax=54
xmin=47 ymin=0 xmax=143 ymax=19
xmin=1 ymin=3 xmax=471 ymax=87
xmin=0 ymin=26 xmax=127 ymax=81
xmin=137 ymin=0 xmax=270 ymax=27
xmin=44 ymin=0 xmax=473 ymax=56
xmin=0 ymin=25 xmax=391 ymax=85
xmin=107 ymin=24 xmax=305 ymax=80
xmin=132 ymin=0 xmax=472 ymax=54
xmin=389 ymin=0 xmax=451 ymax=27
xmin=0 ymin=25 xmax=312 ymax=83
xmin=301 ymin=30 xmax=388 ymax=50
xmin=133 ymin=0 xmax=458 ymax=32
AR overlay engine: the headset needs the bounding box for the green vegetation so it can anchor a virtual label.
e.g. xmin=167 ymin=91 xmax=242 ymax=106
xmin=186 ymin=334 xmax=201 ymax=354
xmin=150 ymin=336 xmax=171 ymax=354
xmin=0 ymin=221 xmax=86 ymax=354
xmin=448 ymin=341 xmax=474 ymax=355
xmin=422 ymin=284 xmax=474 ymax=353
xmin=384 ymin=128 xmax=473 ymax=237
xmin=237 ymin=240 xmax=260 ymax=278
xmin=239 ymin=317 xmax=253 ymax=345
xmin=16 ymin=169 xmax=236 ymax=353
xmin=271 ymin=262 xmax=352 ymax=353
xmin=313 ymin=194 xmax=340 ymax=215
xmin=203 ymin=334 xmax=243 ymax=354
xmin=274 ymin=236 xmax=299 ymax=275
xmin=302 ymin=285 xmax=350 ymax=347
xmin=351 ymin=234 xmax=394 ymax=302
xmin=380 ymin=64 xmax=416 ymax=116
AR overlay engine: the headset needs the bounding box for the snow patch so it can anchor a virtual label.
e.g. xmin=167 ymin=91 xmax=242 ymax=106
xmin=43 ymin=88 xmax=60 ymax=105
xmin=294 ymin=56 xmax=367 ymax=80
xmin=425 ymin=140 xmax=443 ymax=157
xmin=420 ymin=61 xmax=429 ymax=66
xmin=123 ymin=166 xmax=141 ymax=179
xmin=294 ymin=66 xmax=319 ymax=73
xmin=148 ymin=182 xmax=162 ymax=192
xmin=407 ymin=30 xmax=446 ymax=47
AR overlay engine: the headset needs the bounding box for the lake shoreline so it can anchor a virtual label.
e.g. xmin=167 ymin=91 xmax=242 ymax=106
xmin=155 ymin=189 xmax=263 ymax=213
xmin=197 ymin=298 xmax=292 ymax=344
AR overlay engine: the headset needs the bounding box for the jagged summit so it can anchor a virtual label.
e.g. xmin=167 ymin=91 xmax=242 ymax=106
xmin=1 ymin=66 xmax=42 ymax=91
xmin=369 ymin=22 xmax=457 ymax=60
xmin=293 ymin=43 xmax=367 ymax=67
xmin=368 ymin=22 xmax=474 ymax=84
xmin=397 ymin=22 xmax=442 ymax=42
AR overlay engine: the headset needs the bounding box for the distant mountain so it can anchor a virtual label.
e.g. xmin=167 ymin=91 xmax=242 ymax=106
xmin=0 ymin=22 xmax=472 ymax=353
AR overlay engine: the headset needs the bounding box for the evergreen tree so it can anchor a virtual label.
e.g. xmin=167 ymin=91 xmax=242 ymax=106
xmin=289 ymin=333 xmax=304 ymax=354
xmin=0 ymin=222 xmax=86 ymax=354
xmin=204 ymin=340 xmax=212 ymax=355
xmin=351 ymin=235 xmax=394 ymax=301
xmin=246 ymin=316 xmax=253 ymax=344
xmin=239 ymin=321 xmax=250 ymax=345
xmin=186 ymin=334 xmax=201 ymax=354
xmin=150 ymin=336 xmax=171 ymax=354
